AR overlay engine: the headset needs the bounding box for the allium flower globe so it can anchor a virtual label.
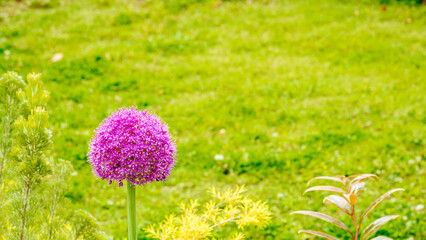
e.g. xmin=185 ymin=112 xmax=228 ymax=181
xmin=88 ymin=107 xmax=177 ymax=186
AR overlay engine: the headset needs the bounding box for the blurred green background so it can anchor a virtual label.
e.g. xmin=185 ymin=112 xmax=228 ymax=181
xmin=1 ymin=0 xmax=425 ymax=239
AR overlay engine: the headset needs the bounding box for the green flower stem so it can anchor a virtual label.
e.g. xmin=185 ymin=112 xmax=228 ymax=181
xmin=127 ymin=181 xmax=137 ymax=240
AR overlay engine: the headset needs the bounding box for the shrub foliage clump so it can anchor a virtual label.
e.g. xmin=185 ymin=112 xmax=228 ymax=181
xmin=146 ymin=185 xmax=271 ymax=240
xmin=0 ymin=71 xmax=107 ymax=240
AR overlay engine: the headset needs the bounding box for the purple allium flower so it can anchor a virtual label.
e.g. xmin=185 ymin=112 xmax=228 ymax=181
xmin=88 ymin=107 xmax=177 ymax=186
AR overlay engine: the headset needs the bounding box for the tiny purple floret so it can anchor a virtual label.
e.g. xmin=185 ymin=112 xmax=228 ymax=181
xmin=88 ymin=107 xmax=177 ymax=186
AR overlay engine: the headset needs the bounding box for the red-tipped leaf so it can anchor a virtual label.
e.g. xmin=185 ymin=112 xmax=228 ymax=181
xmin=298 ymin=230 xmax=340 ymax=240
xmin=349 ymin=174 xmax=378 ymax=186
xmin=360 ymin=215 xmax=399 ymax=240
xmin=304 ymin=186 xmax=346 ymax=195
xmin=308 ymin=176 xmax=343 ymax=185
xmin=371 ymin=236 xmax=393 ymax=240
xmin=324 ymin=195 xmax=353 ymax=215
xmin=350 ymin=182 xmax=366 ymax=196
xmin=291 ymin=211 xmax=352 ymax=235
xmin=359 ymin=189 xmax=404 ymax=224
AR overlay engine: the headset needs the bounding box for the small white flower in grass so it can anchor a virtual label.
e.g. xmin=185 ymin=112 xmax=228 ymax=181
xmin=51 ymin=53 xmax=63 ymax=62
xmin=354 ymin=9 xmax=359 ymax=16
xmin=272 ymin=132 xmax=279 ymax=138
xmin=214 ymin=154 xmax=224 ymax=161
xmin=415 ymin=204 xmax=424 ymax=212
xmin=277 ymin=193 xmax=284 ymax=198
xmin=219 ymin=129 xmax=226 ymax=135
xmin=4 ymin=50 xmax=10 ymax=60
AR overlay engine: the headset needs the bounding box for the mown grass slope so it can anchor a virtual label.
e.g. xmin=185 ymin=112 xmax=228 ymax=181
xmin=1 ymin=0 xmax=425 ymax=239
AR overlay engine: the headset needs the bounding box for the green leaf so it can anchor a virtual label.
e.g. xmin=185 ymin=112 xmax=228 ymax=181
xmin=359 ymin=189 xmax=404 ymax=224
xmin=304 ymin=186 xmax=347 ymax=195
xmin=323 ymin=195 xmax=353 ymax=215
xmin=360 ymin=215 xmax=399 ymax=240
xmin=291 ymin=211 xmax=352 ymax=235
xmin=298 ymin=230 xmax=340 ymax=240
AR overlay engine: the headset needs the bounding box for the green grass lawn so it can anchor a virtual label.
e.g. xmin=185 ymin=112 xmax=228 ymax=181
xmin=1 ymin=0 xmax=425 ymax=239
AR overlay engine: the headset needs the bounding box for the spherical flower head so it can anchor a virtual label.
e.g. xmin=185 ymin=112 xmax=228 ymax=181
xmin=88 ymin=107 xmax=177 ymax=186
